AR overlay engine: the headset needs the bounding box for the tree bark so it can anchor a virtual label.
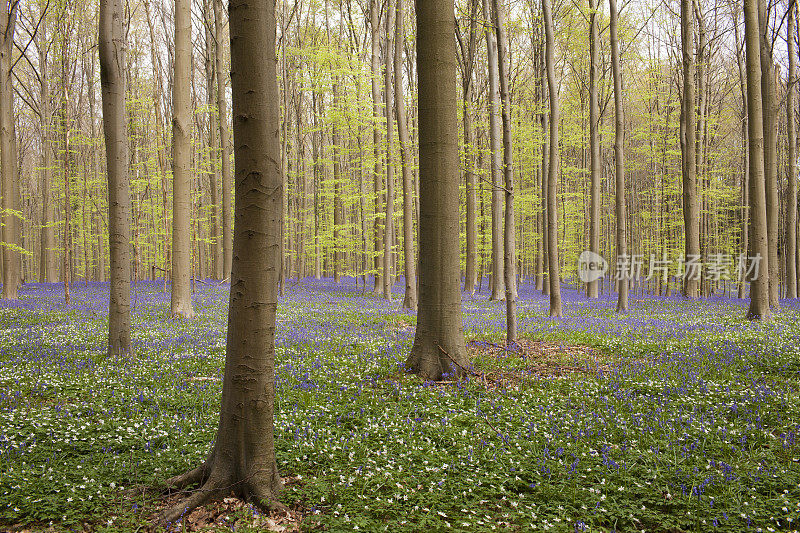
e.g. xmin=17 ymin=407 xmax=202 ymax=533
xmin=745 ymin=0 xmax=771 ymax=320
xmin=587 ymin=0 xmax=601 ymax=299
xmin=383 ymin=2 xmax=395 ymax=298
xmin=543 ymin=0 xmax=562 ymax=317
xmin=37 ymin=18 xmax=57 ymax=283
xmin=100 ymin=0 xmax=132 ymax=355
xmin=370 ymin=0 xmax=383 ymax=293
xmin=395 ymin=0 xmax=417 ymax=310
xmin=214 ymin=0 xmax=233 ymax=280
xmin=156 ymin=0 xmax=284 ymax=522
xmin=171 ymin=0 xmax=195 ymax=319
xmin=680 ymin=0 xmax=700 ymax=298
xmin=788 ymin=0 xmax=797 ymax=299
xmin=491 ymin=0 xmax=516 ymax=342
xmin=204 ymin=0 xmax=222 ymax=280
xmin=758 ymin=0 xmax=780 ymax=308
xmin=483 ymin=0 xmax=504 ymax=301
xmin=609 ymin=0 xmax=628 ymax=313
xmin=0 ymin=2 xmax=19 ymax=299
xmin=406 ymin=0 xmax=468 ymax=381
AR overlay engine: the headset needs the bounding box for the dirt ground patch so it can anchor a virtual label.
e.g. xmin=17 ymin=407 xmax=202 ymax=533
xmin=464 ymin=338 xmax=613 ymax=389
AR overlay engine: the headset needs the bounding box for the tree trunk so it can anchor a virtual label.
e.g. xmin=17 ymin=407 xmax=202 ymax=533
xmin=609 ymin=0 xmax=628 ymax=313
xmin=483 ymin=0 xmax=504 ymax=301
xmin=734 ymin=11 xmax=750 ymax=300
xmin=156 ymin=0 xmax=284 ymax=522
xmin=100 ymin=0 xmax=132 ymax=355
xmin=383 ymin=3 xmax=395 ymax=299
xmin=370 ymin=0 xmax=383 ymax=293
xmin=543 ymin=0 xmax=562 ymax=316
xmin=680 ymin=0 xmax=700 ymax=298
xmin=0 ymin=2 xmax=18 ymax=299
xmin=204 ymin=0 xmax=222 ymax=280
xmin=171 ymin=0 xmax=195 ymax=319
xmin=744 ymin=0 xmax=771 ymax=320
xmin=788 ymin=0 xmax=797 ymax=299
xmin=37 ymin=20 xmax=57 ymax=284
xmin=395 ymin=0 xmax=417 ymax=310
xmin=214 ymin=0 xmax=233 ymax=280
xmin=491 ymin=0 xmax=516 ymax=342
xmin=406 ymin=0 xmax=469 ymax=381
xmin=587 ymin=0 xmax=601 ymax=299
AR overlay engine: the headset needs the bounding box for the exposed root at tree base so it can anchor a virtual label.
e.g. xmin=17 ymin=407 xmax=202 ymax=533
xmin=149 ymin=472 xmax=300 ymax=532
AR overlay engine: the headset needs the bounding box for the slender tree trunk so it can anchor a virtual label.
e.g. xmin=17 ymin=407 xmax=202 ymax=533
xmin=171 ymin=0 xmax=195 ymax=319
xmin=483 ymin=0 xmax=504 ymax=300
xmin=371 ymin=0 xmax=383 ymax=293
xmin=745 ymin=0 xmax=771 ymax=320
xmin=680 ymin=0 xmax=699 ymax=298
xmin=204 ymin=0 xmax=222 ymax=280
xmin=100 ymin=0 xmax=132 ymax=355
xmin=383 ymin=3 xmax=395 ymax=299
xmin=788 ymin=0 xmax=797 ymax=299
xmin=38 ymin=21 xmax=57 ymax=283
xmin=157 ymin=0 xmax=284 ymax=522
xmin=587 ymin=0 xmax=601 ymax=299
xmin=406 ymin=0 xmax=468 ymax=381
xmin=395 ymin=0 xmax=417 ymax=309
xmin=543 ymin=0 xmax=561 ymax=316
xmin=214 ymin=0 xmax=233 ymax=280
xmin=609 ymin=0 xmax=628 ymax=313
xmin=758 ymin=0 xmax=780 ymax=308
xmin=734 ymin=11 xmax=750 ymax=299
xmin=492 ymin=0 xmax=516 ymax=341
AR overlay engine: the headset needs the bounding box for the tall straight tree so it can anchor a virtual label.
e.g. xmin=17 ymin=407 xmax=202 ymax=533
xmin=370 ymin=0 xmax=383 ymax=293
xmin=543 ymin=0 xmax=562 ymax=317
xmin=406 ymin=0 xmax=468 ymax=381
xmin=680 ymin=0 xmax=699 ymax=298
xmin=383 ymin=1 xmax=395 ymax=299
xmin=171 ymin=0 xmax=195 ymax=319
xmin=492 ymin=0 xmax=516 ymax=341
xmin=744 ymin=0 xmax=770 ymax=320
xmin=788 ymin=0 xmax=797 ymax=299
xmin=609 ymin=0 xmax=628 ymax=312
xmin=99 ymin=0 xmax=132 ymax=355
xmin=759 ymin=0 xmax=779 ymax=308
xmin=0 ymin=0 xmax=19 ymax=300
xmin=214 ymin=0 xmax=233 ymax=279
xmin=483 ymin=0 xmax=504 ymax=300
xmin=158 ymin=0 xmax=284 ymax=521
xmin=204 ymin=0 xmax=222 ymax=280
xmin=395 ymin=0 xmax=417 ymax=310
xmin=457 ymin=0 xmax=479 ymax=294
xmin=587 ymin=0 xmax=601 ymax=299
xmin=37 ymin=11 xmax=57 ymax=283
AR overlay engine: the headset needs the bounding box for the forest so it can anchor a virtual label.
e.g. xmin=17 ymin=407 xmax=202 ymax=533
xmin=1 ymin=0 xmax=799 ymax=530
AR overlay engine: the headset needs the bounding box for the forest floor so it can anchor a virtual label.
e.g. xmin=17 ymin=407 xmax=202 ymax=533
xmin=0 ymin=279 xmax=799 ymax=532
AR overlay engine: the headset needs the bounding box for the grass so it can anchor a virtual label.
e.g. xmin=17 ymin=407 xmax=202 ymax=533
xmin=0 ymin=278 xmax=799 ymax=532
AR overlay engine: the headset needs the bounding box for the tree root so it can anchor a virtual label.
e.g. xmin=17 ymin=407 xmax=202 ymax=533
xmin=152 ymin=465 xmax=284 ymax=531
xmin=154 ymin=478 xmax=222 ymax=528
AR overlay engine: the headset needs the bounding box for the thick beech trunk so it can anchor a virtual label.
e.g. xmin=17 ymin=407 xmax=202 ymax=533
xmin=157 ymin=0 xmax=284 ymax=523
xmin=100 ymin=0 xmax=132 ymax=355
xmin=171 ymin=0 xmax=195 ymax=319
xmin=406 ymin=0 xmax=469 ymax=381
xmin=745 ymin=0 xmax=771 ymax=320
